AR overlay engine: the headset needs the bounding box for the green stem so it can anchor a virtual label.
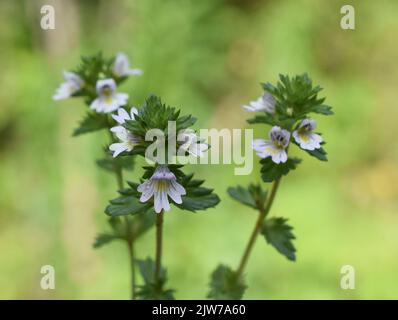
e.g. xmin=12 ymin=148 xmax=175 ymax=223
xmin=108 ymin=129 xmax=136 ymax=300
xmin=235 ymin=178 xmax=281 ymax=277
xmin=154 ymin=211 xmax=164 ymax=284
xmin=126 ymin=234 xmax=136 ymax=300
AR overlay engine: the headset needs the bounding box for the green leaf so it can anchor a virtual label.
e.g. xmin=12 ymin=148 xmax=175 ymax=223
xmin=293 ymin=141 xmax=328 ymax=161
xmin=178 ymin=193 xmax=220 ymax=212
xmin=73 ymin=112 xmax=109 ymax=136
xmin=208 ymin=265 xmax=246 ymax=300
xmin=247 ymin=114 xmax=274 ymax=126
xmin=227 ymin=184 xmax=267 ymax=209
xmin=176 ymin=173 xmax=220 ymax=212
xmin=310 ymin=104 xmax=334 ymax=115
xmin=94 ymin=213 xmax=155 ymax=250
xmin=227 ymin=186 xmax=256 ymax=208
xmin=93 ymin=233 xmax=120 ymax=249
xmin=261 ymin=217 xmax=296 ymax=261
xmin=74 ymin=52 xmax=117 ymax=100
xmin=110 ymin=171 xmax=220 ymax=214
xmin=130 ymin=209 xmax=156 ymax=239
xmin=96 ymin=155 xmax=135 ymax=172
xmin=136 ymin=257 xmax=175 ymax=300
xmin=124 ymin=95 xmax=196 ymax=137
xmin=260 ymin=74 xmax=333 ymax=122
xmin=105 ymin=194 xmax=151 ymax=217
xmin=260 ymin=157 xmax=301 ymax=183
xmin=305 ymin=146 xmax=328 ymax=161
xmin=108 ymin=216 xmax=126 ymax=237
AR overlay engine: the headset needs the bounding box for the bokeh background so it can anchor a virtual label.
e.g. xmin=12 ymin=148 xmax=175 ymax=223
xmin=1 ymin=0 xmax=397 ymax=299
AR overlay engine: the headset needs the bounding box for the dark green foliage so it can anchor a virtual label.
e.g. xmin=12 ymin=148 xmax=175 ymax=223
xmin=96 ymin=154 xmax=135 ymax=172
xmin=227 ymin=184 xmax=268 ymax=210
xmin=303 ymin=146 xmax=328 ymax=161
xmin=177 ymin=172 xmax=220 ymax=212
xmin=262 ymin=74 xmax=333 ymax=129
xmin=93 ymin=211 xmax=155 ymax=249
xmin=293 ymin=140 xmax=328 ymax=161
xmin=261 ymin=217 xmax=296 ymax=261
xmin=153 ymin=167 xmax=220 ymax=212
xmin=73 ymin=52 xmax=122 ymax=101
xmin=119 ymin=95 xmax=199 ymax=160
xmin=93 ymin=234 xmax=120 ymax=249
xmin=247 ymin=113 xmax=275 ymax=126
xmin=129 ymin=210 xmax=156 ymax=240
xmin=73 ymin=112 xmax=109 ymax=136
xmin=124 ymin=95 xmax=196 ymax=138
xmin=208 ymin=265 xmax=247 ymax=300
xmin=136 ymin=257 xmax=175 ymax=300
xmin=260 ymin=157 xmax=301 ymax=183
xmin=105 ymin=182 xmax=152 ymax=217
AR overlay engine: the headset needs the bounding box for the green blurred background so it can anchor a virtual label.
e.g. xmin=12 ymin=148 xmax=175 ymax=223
xmin=1 ymin=0 xmax=397 ymax=299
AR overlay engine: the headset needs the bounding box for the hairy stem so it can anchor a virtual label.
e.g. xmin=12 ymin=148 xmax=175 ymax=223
xmin=235 ymin=178 xmax=281 ymax=277
xmin=155 ymin=211 xmax=164 ymax=284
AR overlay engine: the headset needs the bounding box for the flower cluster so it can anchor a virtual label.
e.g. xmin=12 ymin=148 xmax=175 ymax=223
xmin=208 ymin=74 xmax=332 ymax=300
xmin=243 ymin=74 xmax=331 ymax=165
xmin=53 ymin=52 xmax=141 ymax=112
xmin=107 ymin=95 xmax=218 ymax=214
xmin=109 ymin=107 xmax=141 ymax=157
xmin=54 ymin=52 xmax=220 ymax=300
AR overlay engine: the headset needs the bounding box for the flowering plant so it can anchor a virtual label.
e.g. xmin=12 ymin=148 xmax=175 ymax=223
xmin=208 ymin=74 xmax=333 ymax=299
xmin=54 ymin=52 xmax=219 ymax=299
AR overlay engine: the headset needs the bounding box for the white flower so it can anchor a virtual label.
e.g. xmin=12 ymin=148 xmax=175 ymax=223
xmin=293 ymin=119 xmax=323 ymax=150
xmin=112 ymin=107 xmax=138 ymax=125
xmin=242 ymin=93 xmax=275 ymax=113
xmin=53 ymin=71 xmax=84 ymax=100
xmin=178 ymin=130 xmax=209 ymax=157
xmin=109 ymin=128 xmax=141 ymax=158
xmin=138 ymin=166 xmax=186 ymax=213
xmin=109 ymin=107 xmax=140 ymax=157
xmin=90 ymin=79 xmax=129 ymax=113
xmin=252 ymin=126 xmax=290 ymax=164
xmin=113 ymin=52 xmax=143 ymax=77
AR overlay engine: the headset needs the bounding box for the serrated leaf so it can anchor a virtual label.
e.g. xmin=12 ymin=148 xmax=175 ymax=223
xmin=73 ymin=112 xmax=109 ymax=136
xmin=260 ymin=157 xmax=301 ymax=183
xmin=176 ymin=173 xmax=220 ymax=212
xmin=227 ymin=184 xmax=267 ymax=209
xmin=178 ymin=193 xmax=220 ymax=212
xmin=96 ymin=155 xmax=135 ymax=172
xmin=260 ymin=74 xmax=333 ymax=122
xmin=293 ymin=141 xmax=328 ymax=161
xmin=124 ymin=95 xmax=195 ymax=137
xmin=131 ymin=209 xmax=156 ymax=240
xmin=136 ymin=257 xmax=175 ymax=300
xmin=116 ymin=171 xmax=220 ymax=214
xmin=311 ymin=104 xmax=334 ymax=115
xmin=304 ymin=146 xmax=328 ymax=161
xmin=105 ymin=195 xmax=151 ymax=217
xmin=95 ymin=213 xmax=155 ymax=250
xmin=261 ymin=217 xmax=296 ymax=261
xmin=247 ymin=114 xmax=274 ymax=126
xmin=93 ymin=233 xmax=120 ymax=249
xmin=227 ymin=186 xmax=256 ymax=208
xmin=208 ymin=264 xmax=246 ymax=300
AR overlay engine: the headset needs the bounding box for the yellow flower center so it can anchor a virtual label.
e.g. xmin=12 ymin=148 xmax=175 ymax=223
xmin=155 ymin=180 xmax=169 ymax=192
